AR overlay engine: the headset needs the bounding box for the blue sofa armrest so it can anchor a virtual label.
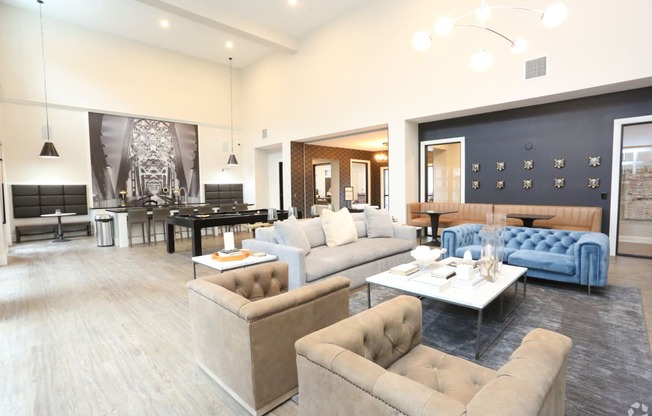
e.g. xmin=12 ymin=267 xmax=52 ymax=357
xmin=242 ymin=238 xmax=308 ymax=289
xmin=441 ymin=223 xmax=483 ymax=258
xmin=575 ymin=232 xmax=610 ymax=287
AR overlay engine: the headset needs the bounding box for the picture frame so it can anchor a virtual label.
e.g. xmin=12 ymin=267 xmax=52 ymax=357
xmin=344 ymin=186 xmax=354 ymax=202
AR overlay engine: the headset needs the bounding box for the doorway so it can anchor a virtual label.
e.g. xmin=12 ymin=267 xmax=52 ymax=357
xmin=380 ymin=166 xmax=389 ymax=209
xmin=419 ymin=138 xmax=464 ymax=203
xmin=616 ymin=122 xmax=652 ymax=258
xmin=350 ymin=159 xmax=370 ymax=204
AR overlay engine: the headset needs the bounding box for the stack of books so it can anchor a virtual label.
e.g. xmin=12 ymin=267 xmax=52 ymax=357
xmin=450 ymin=274 xmax=485 ymax=290
xmin=430 ymin=265 xmax=456 ymax=279
xmin=218 ymin=248 xmax=243 ymax=257
xmin=411 ymin=275 xmax=450 ymax=292
xmin=389 ymin=263 xmax=419 ymax=278
xmin=389 ymin=263 xmax=419 ymax=276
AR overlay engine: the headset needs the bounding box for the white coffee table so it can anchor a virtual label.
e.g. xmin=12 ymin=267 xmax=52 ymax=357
xmin=366 ymin=258 xmax=527 ymax=359
xmin=191 ymin=252 xmax=277 ymax=279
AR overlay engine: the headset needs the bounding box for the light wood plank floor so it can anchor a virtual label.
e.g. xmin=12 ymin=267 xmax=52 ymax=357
xmin=1 ymin=233 xmax=650 ymax=415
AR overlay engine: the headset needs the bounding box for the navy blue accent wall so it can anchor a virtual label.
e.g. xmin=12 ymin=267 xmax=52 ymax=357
xmin=419 ymin=86 xmax=652 ymax=234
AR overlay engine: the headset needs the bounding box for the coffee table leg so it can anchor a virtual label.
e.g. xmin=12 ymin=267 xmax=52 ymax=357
xmin=367 ymin=284 xmax=372 ymax=308
xmin=476 ymin=310 xmax=483 ymax=359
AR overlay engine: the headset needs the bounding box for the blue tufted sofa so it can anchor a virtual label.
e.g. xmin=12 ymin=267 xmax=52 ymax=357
xmin=441 ymin=224 xmax=609 ymax=292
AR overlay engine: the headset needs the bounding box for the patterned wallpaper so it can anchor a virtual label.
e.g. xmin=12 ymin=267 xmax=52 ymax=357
xmin=290 ymin=142 xmax=388 ymax=216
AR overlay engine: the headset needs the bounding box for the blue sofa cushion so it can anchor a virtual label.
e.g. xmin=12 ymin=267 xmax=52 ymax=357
xmin=503 ymin=228 xmax=581 ymax=255
xmin=507 ymin=250 xmax=576 ymax=276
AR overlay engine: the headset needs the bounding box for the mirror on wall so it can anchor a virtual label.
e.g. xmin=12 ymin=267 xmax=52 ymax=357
xmin=423 ymin=142 xmax=462 ymax=202
xmin=350 ymin=160 xmax=370 ymax=204
xmin=313 ymin=163 xmax=332 ymax=205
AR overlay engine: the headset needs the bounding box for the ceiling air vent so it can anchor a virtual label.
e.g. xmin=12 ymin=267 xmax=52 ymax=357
xmin=525 ymin=56 xmax=547 ymax=80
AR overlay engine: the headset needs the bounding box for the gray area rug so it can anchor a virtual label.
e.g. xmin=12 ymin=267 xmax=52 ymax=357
xmin=350 ymin=282 xmax=652 ymax=416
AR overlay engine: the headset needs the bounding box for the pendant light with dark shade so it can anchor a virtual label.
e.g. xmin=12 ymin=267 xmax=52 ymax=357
xmin=225 ymin=57 xmax=238 ymax=167
xmin=36 ymin=0 xmax=60 ymax=158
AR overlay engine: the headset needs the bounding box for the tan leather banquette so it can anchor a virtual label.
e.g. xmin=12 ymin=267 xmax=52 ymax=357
xmin=407 ymin=202 xmax=602 ymax=236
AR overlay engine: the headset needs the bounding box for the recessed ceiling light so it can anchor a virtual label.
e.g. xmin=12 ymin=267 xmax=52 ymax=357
xmin=225 ymin=40 xmax=234 ymax=49
xmin=288 ymin=0 xmax=298 ymax=6
xmin=159 ymin=19 xmax=170 ymax=29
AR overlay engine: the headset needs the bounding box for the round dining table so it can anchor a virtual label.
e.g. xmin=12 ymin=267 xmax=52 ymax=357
xmin=40 ymin=212 xmax=77 ymax=242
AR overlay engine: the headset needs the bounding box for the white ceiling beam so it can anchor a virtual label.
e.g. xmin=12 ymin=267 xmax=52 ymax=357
xmin=134 ymin=0 xmax=299 ymax=54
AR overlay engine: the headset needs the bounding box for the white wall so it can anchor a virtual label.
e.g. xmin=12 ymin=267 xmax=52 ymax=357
xmin=2 ymin=0 xmax=652 ymax=243
xmin=242 ymin=0 xmax=652 ymax=220
xmin=0 ymin=4 xmax=244 ymax=241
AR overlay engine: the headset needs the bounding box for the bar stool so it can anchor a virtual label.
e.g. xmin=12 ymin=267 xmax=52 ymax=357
xmin=150 ymin=208 xmax=170 ymax=244
xmin=127 ymin=208 xmax=149 ymax=247
xmin=175 ymin=206 xmax=195 ymax=239
xmin=218 ymin=204 xmax=236 ymax=234
xmin=196 ymin=206 xmax=215 ymax=236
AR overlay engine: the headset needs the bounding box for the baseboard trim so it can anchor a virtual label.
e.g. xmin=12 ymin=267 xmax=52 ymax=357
xmin=619 ymin=236 xmax=652 ymax=245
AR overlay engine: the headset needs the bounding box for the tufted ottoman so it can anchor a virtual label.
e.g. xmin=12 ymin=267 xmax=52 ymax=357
xmin=187 ymin=261 xmax=350 ymax=415
xmin=296 ymin=295 xmax=572 ymax=416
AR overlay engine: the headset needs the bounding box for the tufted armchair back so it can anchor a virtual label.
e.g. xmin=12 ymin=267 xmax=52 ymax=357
xmin=296 ymin=295 xmax=572 ymax=416
xmin=299 ymin=294 xmax=422 ymax=369
xmin=187 ymin=262 xmax=350 ymax=415
xmin=209 ymin=261 xmax=289 ymax=302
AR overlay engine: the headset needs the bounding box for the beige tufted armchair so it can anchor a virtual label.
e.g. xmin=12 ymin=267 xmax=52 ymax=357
xmin=296 ymin=295 xmax=572 ymax=416
xmin=187 ymin=261 xmax=350 ymax=416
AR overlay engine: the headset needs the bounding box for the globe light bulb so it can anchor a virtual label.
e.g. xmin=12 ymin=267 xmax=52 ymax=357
xmin=434 ymin=17 xmax=454 ymax=36
xmin=475 ymin=5 xmax=492 ymax=22
xmin=542 ymin=3 xmax=568 ymax=28
xmin=511 ymin=38 xmax=527 ymax=54
xmin=412 ymin=30 xmax=432 ymax=51
xmin=470 ymin=49 xmax=492 ymax=72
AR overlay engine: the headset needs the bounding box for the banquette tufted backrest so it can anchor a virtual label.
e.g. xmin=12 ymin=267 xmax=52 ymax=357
xmin=296 ymin=295 xmax=422 ymax=369
xmin=12 ymin=184 xmax=88 ymax=218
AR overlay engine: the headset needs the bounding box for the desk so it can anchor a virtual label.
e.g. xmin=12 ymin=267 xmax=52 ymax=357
xmin=414 ymin=210 xmax=458 ymax=246
xmin=40 ymin=212 xmax=77 ymax=242
xmin=506 ymin=213 xmax=555 ymax=228
xmin=166 ymin=211 xmax=288 ymax=256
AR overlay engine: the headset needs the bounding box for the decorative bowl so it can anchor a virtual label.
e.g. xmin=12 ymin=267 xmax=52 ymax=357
xmin=410 ymin=246 xmax=446 ymax=270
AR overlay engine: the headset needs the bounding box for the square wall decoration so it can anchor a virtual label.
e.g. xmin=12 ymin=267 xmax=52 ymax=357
xmin=88 ymin=112 xmax=199 ymax=207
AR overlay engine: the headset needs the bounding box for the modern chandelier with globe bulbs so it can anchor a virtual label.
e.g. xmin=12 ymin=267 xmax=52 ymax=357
xmin=412 ymin=1 xmax=568 ymax=72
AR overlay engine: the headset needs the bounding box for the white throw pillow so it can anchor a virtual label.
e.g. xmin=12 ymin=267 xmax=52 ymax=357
xmin=320 ymin=208 xmax=358 ymax=247
xmin=273 ymin=216 xmax=311 ymax=254
xmin=364 ymin=206 xmax=394 ymax=238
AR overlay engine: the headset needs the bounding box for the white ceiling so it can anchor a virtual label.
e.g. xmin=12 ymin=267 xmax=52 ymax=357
xmin=2 ymin=0 xmax=386 ymax=151
xmin=1 ymin=0 xmax=372 ymax=68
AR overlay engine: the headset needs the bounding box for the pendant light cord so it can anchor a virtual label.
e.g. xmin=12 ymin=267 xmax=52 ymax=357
xmin=38 ymin=0 xmax=51 ymax=141
xmin=229 ymin=57 xmax=233 ymax=153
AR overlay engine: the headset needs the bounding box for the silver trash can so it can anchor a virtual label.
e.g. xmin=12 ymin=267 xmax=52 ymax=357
xmin=94 ymin=214 xmax=114 ymax=247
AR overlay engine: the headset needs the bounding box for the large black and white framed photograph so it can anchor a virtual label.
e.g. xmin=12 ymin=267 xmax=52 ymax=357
xmin=88 ymin=112 xmax=199 ymax=207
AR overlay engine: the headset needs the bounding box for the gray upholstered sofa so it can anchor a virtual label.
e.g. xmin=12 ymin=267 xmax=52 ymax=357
xmin=441 ymin=224 xmax=609 ymax=292
xmin=296 ymin=295 xmax=573 ymax=416
xmin=242 ymin=209 xmax=417 ymax=290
